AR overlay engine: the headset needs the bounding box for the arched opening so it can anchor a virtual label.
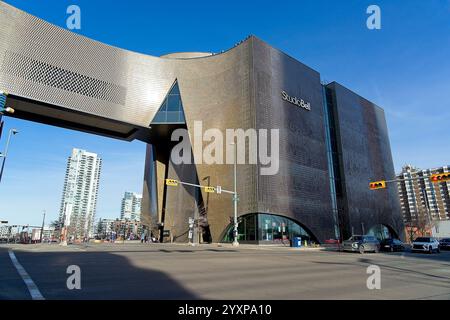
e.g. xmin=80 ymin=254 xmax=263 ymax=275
xmin=367 ymin=224 xmax=398 ymax=241
xmin=220 ymin=213 xmax=319 ymax=245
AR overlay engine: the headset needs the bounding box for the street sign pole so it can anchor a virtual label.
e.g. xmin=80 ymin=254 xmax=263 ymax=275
xmin=188 ymin=217 xmax=194 ymax=245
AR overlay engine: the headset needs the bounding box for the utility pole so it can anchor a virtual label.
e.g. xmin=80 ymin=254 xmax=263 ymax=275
xmin=231 ymin=142 xmax=239 ymax=247
xmin=40 ymin=210 xmax=46 ymax=243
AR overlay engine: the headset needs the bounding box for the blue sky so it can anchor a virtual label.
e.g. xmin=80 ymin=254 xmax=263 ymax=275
xmin=1 ymin=0 xmax=449 ymax=226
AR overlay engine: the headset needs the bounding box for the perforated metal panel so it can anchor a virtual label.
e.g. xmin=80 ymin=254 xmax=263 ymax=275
xmin=0 ymin=2 xmax=176 ymax=127
xmin=1 ymin=51 xmax=126 ymax=105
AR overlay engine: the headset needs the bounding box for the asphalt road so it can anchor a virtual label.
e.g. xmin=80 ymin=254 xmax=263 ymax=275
xmin=1 ymin=243 xmax=450 ymax=300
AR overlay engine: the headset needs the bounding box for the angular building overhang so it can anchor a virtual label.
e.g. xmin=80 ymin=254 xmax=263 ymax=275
xmin=0 ymin=1 xmax=250 ymax=142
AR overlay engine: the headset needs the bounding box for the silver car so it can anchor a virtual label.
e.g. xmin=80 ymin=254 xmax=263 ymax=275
xmin=343 ymin=235 xmax=380 ymax=254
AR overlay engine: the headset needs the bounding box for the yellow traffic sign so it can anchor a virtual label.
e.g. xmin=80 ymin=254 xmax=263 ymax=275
xmin=165 ymin=179 xmax=178 ymax=186
xmin=204 ymin=186 xmax=216 ymax=193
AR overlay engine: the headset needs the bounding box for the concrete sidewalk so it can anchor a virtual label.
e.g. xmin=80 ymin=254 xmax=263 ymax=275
xmin=218 ymin=243 xmax=340 ymax=251
xmin=164 ymin=241 xmax=341 ymax=252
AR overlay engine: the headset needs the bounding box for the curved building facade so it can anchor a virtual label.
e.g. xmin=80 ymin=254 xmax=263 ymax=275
xmin=0 ymin=2 xmax=403 ymax=244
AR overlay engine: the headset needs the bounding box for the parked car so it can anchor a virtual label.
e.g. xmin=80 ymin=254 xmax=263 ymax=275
xmin=343 ymin=235 xmax=380 ymax=254
xmin=438 ymin=238 xmax=450 ymax=250
xmin=412 ymin=237 xmax=440 ymax=253
xmin=380 ymin=238 xmax=405 ymax=252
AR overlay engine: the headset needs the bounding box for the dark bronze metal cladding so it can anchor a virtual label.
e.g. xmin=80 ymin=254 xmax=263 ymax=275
xmin=0 ymin=3 xmax=404 ymax=243
xmin=325 ymin=82 xmax=404 ymax=240
xmin=253 ymin=38 xmax=336 ymax=241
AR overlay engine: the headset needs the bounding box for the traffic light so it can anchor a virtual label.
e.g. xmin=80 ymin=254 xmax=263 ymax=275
xmin=165 ymin=179 xmax=178 ymax=186
xmin=431 ymin=173 xmax=450 ymax=183
xmin=369 ymin=180 xmax=386 ymax=190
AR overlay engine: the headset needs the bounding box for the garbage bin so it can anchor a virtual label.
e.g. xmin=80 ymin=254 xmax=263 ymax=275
xmin=291 ymin=237 xmax=302 ymax=248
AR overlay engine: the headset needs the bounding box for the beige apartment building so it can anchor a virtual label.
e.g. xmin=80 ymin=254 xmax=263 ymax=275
xmin=397 ymin=165 xmax=450 ymax=226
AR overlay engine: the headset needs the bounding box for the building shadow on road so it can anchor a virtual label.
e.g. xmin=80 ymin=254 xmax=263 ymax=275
xmin=330 ymin=249 xmax=450 ymax=266
xmin=310 ymin=251 xmax=450 ymax=292
xmin=0 ymin=246 xmax=199 ymax=300
xmin=378 ymin=250 xmax=450 ymax=266
xmin=357 ymin=255 xmax=450 ymax=281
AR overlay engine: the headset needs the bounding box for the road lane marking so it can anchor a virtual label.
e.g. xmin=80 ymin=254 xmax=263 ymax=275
xmin=8 ymin=250 xmax=45 ymax=300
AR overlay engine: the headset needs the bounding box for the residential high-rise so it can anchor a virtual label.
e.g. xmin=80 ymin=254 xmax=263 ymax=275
xmin=397 ymin=165 xmax=450 ymax=226
xmin=59 ymin=148 xmax=102 ymax=239
xmin=120 ymin=192 xmax=142 ymax=221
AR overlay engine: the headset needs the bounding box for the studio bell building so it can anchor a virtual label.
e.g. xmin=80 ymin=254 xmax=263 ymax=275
xmin=0 ymin=3 xmax=404 ymax=244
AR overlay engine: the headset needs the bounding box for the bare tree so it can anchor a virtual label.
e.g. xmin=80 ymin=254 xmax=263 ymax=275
xmin=405 ymin=223 xmax=417 ymax=243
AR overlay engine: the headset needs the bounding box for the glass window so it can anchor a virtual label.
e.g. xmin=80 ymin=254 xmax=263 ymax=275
xmin=150 ymin=81 xmax=186 ymax=125
xmin=152 ymin=112 xmax=166 ymax=123
xmin=159 ymin=99 xmax=167 ymax=112
xmin=222 ymin=213 xmax=317 ymax=244
xmin=258 ymin=213 xmax=315 ymax=244
xmin=223 ymin=214 xmax=257 ymax=243
xmin=167 ymin=95 xmax=180 ymax=111
xmin=179 ymin=110 xmax=186 ymax=122
xmin=166 ymin=111 xmax=180 ymax=122
xmin=170 ymin=83 xmax=180 ymax=95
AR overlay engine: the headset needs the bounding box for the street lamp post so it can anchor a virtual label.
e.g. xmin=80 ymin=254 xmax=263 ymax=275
xmin=231 ymin=142 xmax=239 ymax=247
xmin=40 ymin=210 xmax=46 ymax=243
xmin=0 ymin=128 xmax=19 ymax=183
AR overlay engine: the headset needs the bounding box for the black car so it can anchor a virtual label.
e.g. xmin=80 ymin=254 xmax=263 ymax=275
xmin=380 ymin=238 xmax=405 ymax=252
xmin=439 ymin=238 xmax=450 ymax=250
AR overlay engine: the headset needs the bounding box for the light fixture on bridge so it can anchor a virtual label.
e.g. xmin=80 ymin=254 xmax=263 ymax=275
xmin=0 ymin=91 xmax=14 ymax=114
